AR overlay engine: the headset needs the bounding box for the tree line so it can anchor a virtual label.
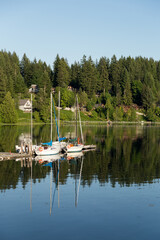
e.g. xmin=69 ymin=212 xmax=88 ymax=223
xmin=0 ymin=50 xmax=160 ymax=123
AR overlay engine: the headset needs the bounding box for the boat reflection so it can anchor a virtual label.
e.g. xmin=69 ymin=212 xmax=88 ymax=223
xmin=35 ymin=154 xmax=62 ymax=164
xmin=9 ymin=152 xmax=85 ymax=215
xmin=35 ymin=152 xmax=84 ymax=215
xmin=67 ymin=151 xmax=83 ymax=160
xmin=34 ymin=152 xmax=84 ymax=164
xmin=74 ymin=154 xmax=84 ymax=207
xmin=15 ymin=157 xmax=33 ymax=212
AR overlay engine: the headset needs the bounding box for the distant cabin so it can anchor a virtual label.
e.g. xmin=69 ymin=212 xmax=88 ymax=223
xmin=29 ymin=84 xmax=39 ymax=93
xmin=19 ymin=99 xmax=32 ymax=112
xmin=67 ymin=86 xmax=74 ymax=91
xmin=52 ymin=87 xmax=55 ymax=94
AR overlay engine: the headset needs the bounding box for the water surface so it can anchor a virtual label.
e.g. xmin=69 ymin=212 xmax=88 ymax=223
xmin=0 ymin=125 xmax=160 ymax=240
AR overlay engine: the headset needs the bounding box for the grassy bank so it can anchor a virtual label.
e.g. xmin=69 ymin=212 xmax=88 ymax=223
xmin=0 ymin=108 xmax=158 ymax=125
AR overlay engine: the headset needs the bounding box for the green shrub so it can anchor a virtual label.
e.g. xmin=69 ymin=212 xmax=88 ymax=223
xmin=33 ymin=111 xmax=41 ymax=122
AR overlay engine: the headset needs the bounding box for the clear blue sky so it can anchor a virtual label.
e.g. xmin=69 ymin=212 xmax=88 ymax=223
xmin=0 ymin=0 xmax=160 ymax=66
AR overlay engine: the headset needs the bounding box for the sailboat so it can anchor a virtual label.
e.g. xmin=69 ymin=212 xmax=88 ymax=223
xmin=35 ymin=145 xmax=59 ymax=156
xmin=67 ymin=143 xmax=83 ymax=153
xmin=35 ymin=91 xmax=67 ymax=156
xmin=35 ymin=92 xmax=60 ymax=156
xmin=66 ymin=95 xmax=84 ymax=153
xmin=51 ymin=90 xmax=66 ymax=152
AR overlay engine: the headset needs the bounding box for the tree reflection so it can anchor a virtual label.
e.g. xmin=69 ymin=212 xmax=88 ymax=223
xmin=0 ymin=125 xmax=160 ymax=190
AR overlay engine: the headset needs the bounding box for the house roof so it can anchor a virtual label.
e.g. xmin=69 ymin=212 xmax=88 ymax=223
xmin=31 ymin=84 xmax=38 ymax=88
xmin=19 ymin=99 xmax=30 ymax=106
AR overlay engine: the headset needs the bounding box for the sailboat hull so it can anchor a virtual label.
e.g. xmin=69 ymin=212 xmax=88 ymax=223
xmin=35 ymin=147 xmax=59 ymax=156
xmin=67 ymin=144 xmax=83 ymax=153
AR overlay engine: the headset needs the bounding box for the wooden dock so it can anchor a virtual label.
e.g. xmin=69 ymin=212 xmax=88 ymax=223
xmin=82 ymin=145 xmax=96 ymax=151
xmin=0 ymin=152 xmax=32 ymax=161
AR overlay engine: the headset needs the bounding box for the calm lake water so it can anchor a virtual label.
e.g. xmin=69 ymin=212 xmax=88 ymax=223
xmin=1 ymin=124 xmax=160 ymax=240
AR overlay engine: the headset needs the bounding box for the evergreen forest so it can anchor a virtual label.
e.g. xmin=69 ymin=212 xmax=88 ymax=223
xmin=0 ymin=50 xmax=160 ymax=123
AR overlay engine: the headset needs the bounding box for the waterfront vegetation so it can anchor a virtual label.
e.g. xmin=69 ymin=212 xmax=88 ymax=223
xmin=1 ymin=50 xmax=160 ymax=123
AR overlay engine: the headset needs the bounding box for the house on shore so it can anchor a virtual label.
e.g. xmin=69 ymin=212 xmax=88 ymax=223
xmin=29 ymin=84 xmax=39 ymax=93
xmin=19 ymin=99 xmax=32 ymax=112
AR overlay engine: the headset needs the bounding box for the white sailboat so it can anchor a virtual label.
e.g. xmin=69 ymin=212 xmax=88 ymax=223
xmin=35 ymin=91 xmax=67 ymax=156
xmin=51 ymin=90 xmax=67 ymax=151
xmin=67 ymin=144 xmax=83 ymax=153
xmin=66 ymin=95 xmax=84 ymax=153
xmin=35 ymin=146 xmax=59 ymax=156
xmin=35 ymin=92 xmax=60 ymax=156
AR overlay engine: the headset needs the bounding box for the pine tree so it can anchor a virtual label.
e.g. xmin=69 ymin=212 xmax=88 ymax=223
xmin=53 ymin=54 xmax=61 ymax=87
xmin=79 ymin=56 xmax=97 ymax=97
xmin=110 ymin=55 xmax=121 ymax=96
xmin=0 ymin=92 xmax=18 ymax=123
xmin=20 ymin=54 xmax=32 ymax=87
xmin=157 ymin=61 xmax=160 ymax=82
xmin=0 ymin=67 xmax=6 ymax=103
xmin=141 ymin=84 xmax=154 ymax=109
xmin=116 ymin=83 xmax=122 ymax=106
xmin=97 ymin=57 xmax=111 ymax=93
xmin=53 ymin=56 xmax=70 ymax=87
xmin=57 ymin=58 xmax=70 ymax=87
xmin=42 ymin=70 xmax=52 ymax=95
xmin=10 ymin=51 xmax=26 ymax=94
xmin=70 ymin=62 xmax=81 ymax=89
xmin=144 ymin=72 xmax=156 ymax=99
xmin=105 ymin=93 xmax=113 ymax=120
xmin=123 ymin=70 xmax=132 ymax=106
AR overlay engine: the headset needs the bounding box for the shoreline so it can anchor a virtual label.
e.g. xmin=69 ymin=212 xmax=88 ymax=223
xmin=0 ymin=120 xmax=157 ymax=126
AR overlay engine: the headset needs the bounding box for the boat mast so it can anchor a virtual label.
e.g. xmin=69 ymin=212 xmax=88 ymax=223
xmin=76 ymin=95 xmax=78 ymax=140
xmin=51 ymin=91 xmax=53 ymax=142
xmin=58 ymin=90 xmax=60 ymax=137
xmin=52 ymin=97 xmax=59 ymax=141
xmin=31 ymin=93 xmax=33 ymax=154
xmin=77 ymin=97 xmax=84 ymax=144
